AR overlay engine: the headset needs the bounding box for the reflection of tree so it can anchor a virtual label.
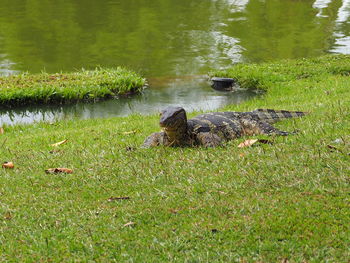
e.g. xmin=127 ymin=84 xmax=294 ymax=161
xmin=226 ymin=0 xmax=343 ymax=62
xmin=0 ymin=0 xmax=82 ymax=72
xmin=0 ymin=0 xmax=223 ymax=76
xmin=0 ymin=0 xmax=349 ymax=77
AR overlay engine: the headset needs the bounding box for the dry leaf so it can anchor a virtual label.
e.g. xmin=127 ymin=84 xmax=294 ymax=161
xmin=122 ymin=130 xmax=137 ymax=135
xmin=4 ymin=212 xmax=12 ymax=220
xmin=123 ymin=221 xmax=135 ymax=227
xmin=327 ymin=144 xmax=342 ymax=153
xmin=50 ymin=139 xmax=68 ymax=147
xmin=238 ymin=139 xmax=273 ymax=148
xmin=108 ymin=196 xmax=130 ymax=201
xmin=169 ymin=209 xmax=179 ymax=214
xmin=2 ymin=161 xmax=14 ymax=169
xmin=49 ymin=149 xmax=62 ymax=154
xmin=238 ymin=139 xmax=258 ymax=148
xmin=45 ymin=168 xmax=73 ymax=174
xmin=0 ymin=127 xmax=4 ymax=134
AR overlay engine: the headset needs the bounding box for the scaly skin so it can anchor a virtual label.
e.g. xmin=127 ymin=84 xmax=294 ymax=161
xmin=142 ymin=107 xmax=307 ymax=148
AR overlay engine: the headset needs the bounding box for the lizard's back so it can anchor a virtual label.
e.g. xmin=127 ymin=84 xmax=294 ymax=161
xmin=187 ymin=112 xmax=245 ymax=140
xmin=187 ymin=109 xmax=307 ymax=141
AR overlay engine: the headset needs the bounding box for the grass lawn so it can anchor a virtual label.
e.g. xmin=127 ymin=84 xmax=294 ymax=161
xmin=0 ymin=67 xmax=145 ymax=107
xmin=0 ymin=55 xmax=349 ymax=262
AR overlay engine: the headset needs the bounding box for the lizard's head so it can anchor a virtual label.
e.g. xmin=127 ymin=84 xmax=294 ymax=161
xmin=159 ymin=106 xmax=187 ymax=131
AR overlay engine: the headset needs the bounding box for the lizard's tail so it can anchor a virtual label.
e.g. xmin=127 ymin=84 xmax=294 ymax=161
xmin=252 ymin=108 xmax=308 ymax=123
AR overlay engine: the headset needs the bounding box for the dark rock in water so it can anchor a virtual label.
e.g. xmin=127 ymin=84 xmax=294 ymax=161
xmin=211 ymin=77 xmax=235 ymax=91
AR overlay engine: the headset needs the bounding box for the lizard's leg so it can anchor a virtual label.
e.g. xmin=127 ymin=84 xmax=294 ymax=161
xmin=142 ymin=132 xmax=166 ymax=148
xmin=196 ymin=132 xmax=223 ymax=147
xmin=241 ymin=118 xmax=290 ymax=136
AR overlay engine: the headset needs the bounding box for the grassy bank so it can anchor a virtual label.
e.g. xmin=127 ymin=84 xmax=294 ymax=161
xmin=0 ymin=67 xmax=145 ymax=107
xmin=0 ymin=55 xmax=349 ymax=262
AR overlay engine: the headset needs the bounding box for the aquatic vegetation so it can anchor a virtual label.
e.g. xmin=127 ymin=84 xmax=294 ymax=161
xmin=0 ymin=67 xmax=145 ymax=106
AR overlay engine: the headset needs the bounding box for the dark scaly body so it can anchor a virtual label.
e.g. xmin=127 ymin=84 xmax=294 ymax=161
xmin=142 ymin=107 xmax=307 ymax=148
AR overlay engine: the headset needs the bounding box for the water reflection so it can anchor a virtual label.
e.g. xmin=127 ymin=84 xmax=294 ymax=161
xmin=0 ymin=76 xmax=257 ymax=125
xmin=0 ymin=57 xmax=19 ymax=76
xmin=313 ymin=0 xmax=333 ymax=16
xmin=1 ymin=0 xmax=350 ymax=76
xmin=331 ymin=0 xmax=350 ymax=53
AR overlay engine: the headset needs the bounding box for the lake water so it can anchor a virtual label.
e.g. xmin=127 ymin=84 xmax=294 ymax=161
xmin=0 ymin=0 xmax=350 ymax=124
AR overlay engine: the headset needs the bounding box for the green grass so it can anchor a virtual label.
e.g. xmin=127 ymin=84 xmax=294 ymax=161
xmin=0 ymin=67 xmax=145 ymax=106
xmin=0 ymin=55 xmax=349 ymax=262
xmin=211 ymin=54 xmax=350 ymax=91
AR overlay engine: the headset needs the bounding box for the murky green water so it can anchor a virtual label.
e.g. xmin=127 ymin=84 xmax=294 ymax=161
xmin=0 ymin=0 xmax=350 ymax=124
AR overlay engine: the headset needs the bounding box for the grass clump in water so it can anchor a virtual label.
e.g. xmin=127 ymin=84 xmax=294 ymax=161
xmin=0 ymin=67 xmax=146 ymax=107
xmin=0 ymin=55 xmax=349 ymax=262
xmin=211 ymin=54 xmax=350 ymax=91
